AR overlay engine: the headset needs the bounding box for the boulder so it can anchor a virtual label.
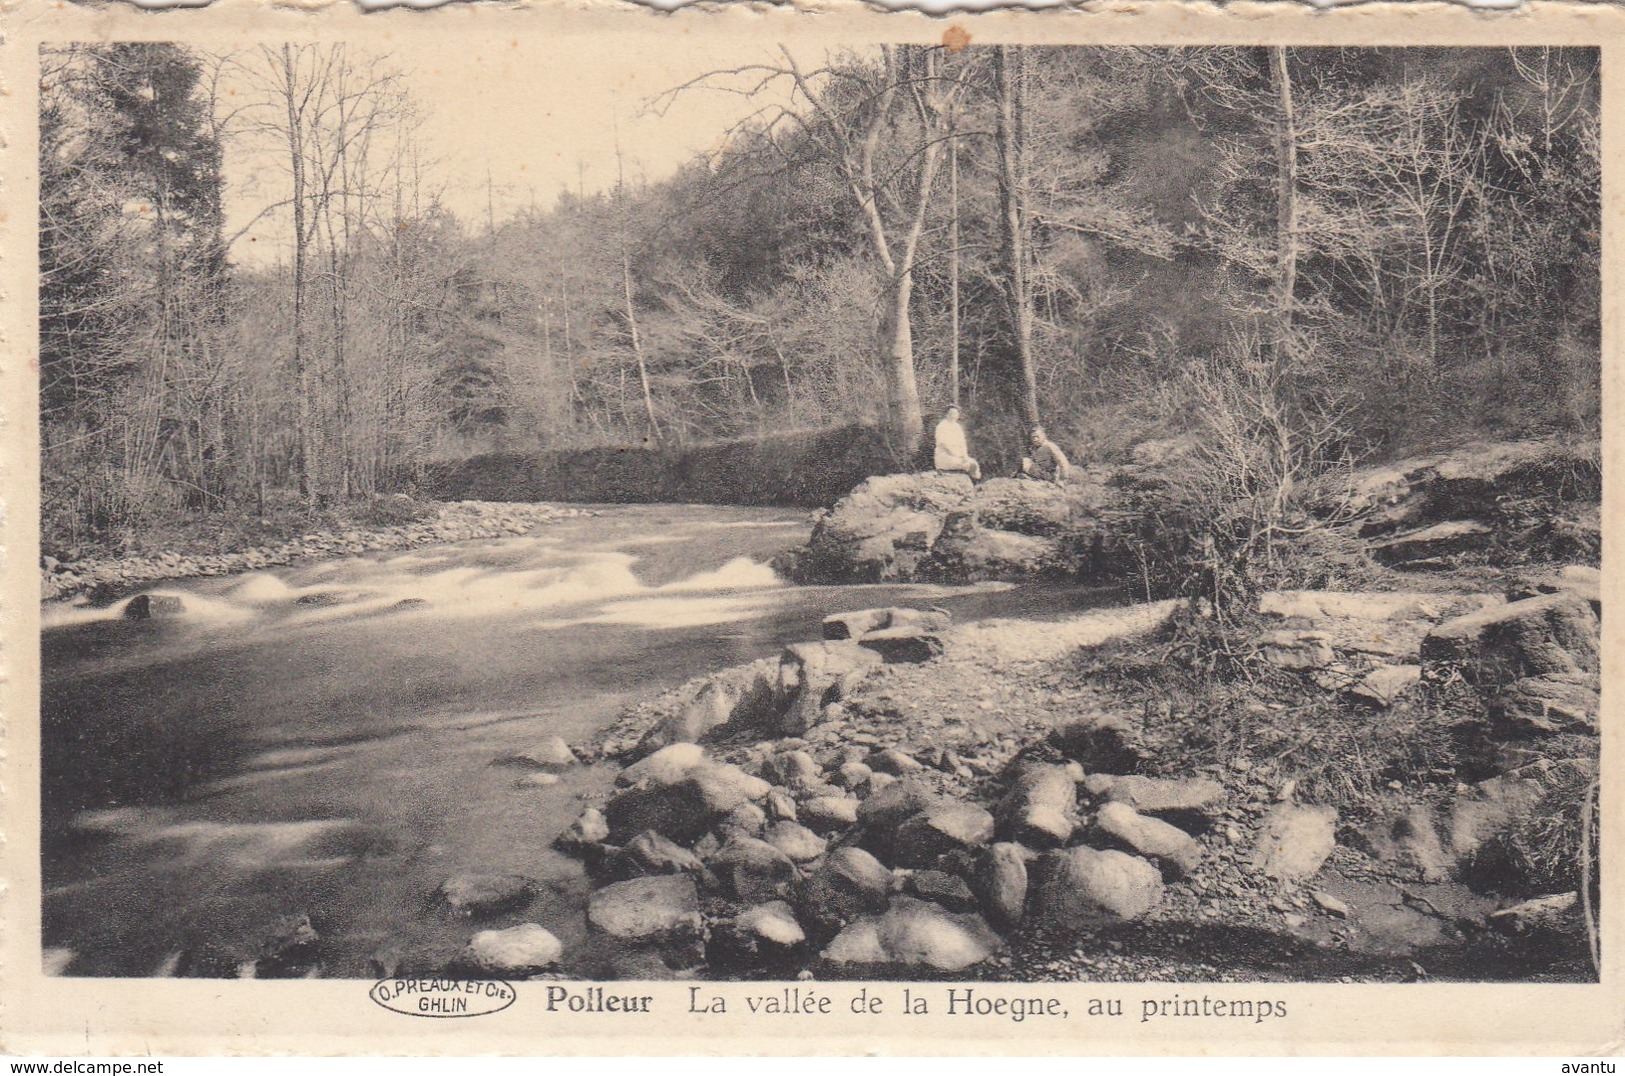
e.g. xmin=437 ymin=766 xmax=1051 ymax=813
xmin=708 ymin=899 xmax=808 ymax=971
xmin=606 ymin=761 xmax=771 ymax=844
xmin=718 ymin=801 xmax=768 ymax=840
xmin=779 ymin=642 xmax=883 ymax=733
xmin=801 ymin=471 xmax=974 ymax=582
xmin=796 ymin=846 xmax=893 ymax=928
xmin=1487 ymin=892 xmax=1581 ymax=935
xmin=1421 ymin=593 xmax=1599 ymax=685
xmin=1088 ymin=774 xmax=1226 ymax=820
xmin=1255 ymin=630 xmax=1334 ymax=671
xmin=586 ymin=874 xmax=705 ymax=947
xmin=963 ymin=476 xmax=1093 ymax=536
xmin=974 ymin=842 xmax=1030 ymax=933
xmin=766 ymin=750 xmax=823 ymax=789
xmin=823 ymin=607 xmax=951 ymax=641
xmin=1029 ymin=846 xmax=1163 ymax=928
xmin=553 ymin=807 xmax=612 ymax=856
xmin=904 ymin=869 xmax=979 ymax=913
xmin=799 ymin=796 xmax=860 ymax=833
xmin=493 ymin=736 xmax=579 ymax=772
xmin=123 ymin=593 xmax=185 ymax=619
xmin=1491 ymin=673 xmax=1599 ymax=735
xmin=995 ymin=764 xmax=1077 ymax=848
xmin=458 ymin=924 xmax=563 ymax=976
xmin=923 ymin=516 xmax=1063 ymax=583
xmin=892 ymin=802 xmax=996 ymax=868
xmin=821 ymin=896 xmax=1001 ymax=973
xmin=835 ymin=761 xmax=876 ymax=793
xmin=633 ymin=660 xmax=785 ymax=755
xmin=612 ymin=830 xmax=707 ymax=880
xmin=1348 ymin=664 xmax=1422 ymax=708
xmin=764 ymin=788 xmax=799 ymax=823
xmin=867 ymin=747 xmax=926 ymax=776
xmin=618 ymin=743 xmax=706 ymax=789
xmin=437 ymin=873 xmax=535 ymax=918
xmin=1093 ymin=802 xmax=1201 ymax=878
xmin=763 ymin=821 xmax=828 ymax=864
xmin=857 ymin=779 xmax=948 ymax=832
xmin=1251 ymin=803 xmax=1338 ymax=881
xmin=709 ymin=837 xmax=800 ymax=903
xmin=858 ymin=627 xmax=946 ymax=664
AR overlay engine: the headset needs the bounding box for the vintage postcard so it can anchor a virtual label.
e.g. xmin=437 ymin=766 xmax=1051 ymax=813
xmin=2 ymin=0 xmax=1620 ymax=1056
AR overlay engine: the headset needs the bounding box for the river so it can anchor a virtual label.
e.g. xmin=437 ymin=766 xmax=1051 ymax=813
xmin=41 ymin=503 xmax=1114 ymax=978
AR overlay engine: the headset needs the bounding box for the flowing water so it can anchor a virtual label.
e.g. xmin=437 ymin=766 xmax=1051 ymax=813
xmin=41 ymin=504 xmax=1117 ymax=978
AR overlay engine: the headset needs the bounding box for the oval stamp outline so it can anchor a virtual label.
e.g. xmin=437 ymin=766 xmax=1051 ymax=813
xmin=369 ymin=978 xmax=518 ymax=1019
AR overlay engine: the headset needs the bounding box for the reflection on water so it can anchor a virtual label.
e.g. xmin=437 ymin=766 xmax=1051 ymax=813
xmin=41 ymin=504 xmax=1112 ymax=978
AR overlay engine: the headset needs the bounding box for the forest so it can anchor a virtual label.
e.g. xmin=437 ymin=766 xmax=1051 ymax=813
xmin=39 ymin=43 xmax=1600 ymax=556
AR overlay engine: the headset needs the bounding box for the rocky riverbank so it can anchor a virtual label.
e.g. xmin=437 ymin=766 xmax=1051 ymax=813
xmin=40 ymin=499 xmax=594 ymax=603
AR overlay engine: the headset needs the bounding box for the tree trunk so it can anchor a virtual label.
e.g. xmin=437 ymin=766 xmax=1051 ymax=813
xmin=1270 ymin=46 xmax=1299 ymax=360
xmin=995 ymin=45 xmax=1040 ymax=430
xmin=281 ymin=45 xmax=319 ymax=508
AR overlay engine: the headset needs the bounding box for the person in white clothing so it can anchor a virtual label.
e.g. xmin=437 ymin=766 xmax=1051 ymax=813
xmin=933 ymin=405 xmax=981 ymax=481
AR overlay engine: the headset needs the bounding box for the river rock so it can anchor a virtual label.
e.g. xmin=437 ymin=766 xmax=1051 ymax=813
xmin=867 ymin=747 xmax=926 ymax=776
xmin=612 ymin=830 xmax=708 ymax=880
xmin=1251 ymin=803 xmax=1338 ymax=881
xmin=796 ymin=846 xmax=893 ymax=928
xmin=719 ymin=801 xmax=768 ymax=840
xmin=892 ymin=802 xmax=996 ymax=868
xmin=974 ymin=842 xmax=1030 ymax=933
xmin=822 ymin=609 xmax=895 ymax=640
xmin=124 ymin=593 xmax=185 ymax=619
xmin=606 ymin=761 xmax=770 ymax=844
xmin=493 ymin=736 xmax=579 ymax=772
xmin=1088 ymin=774 xmax=1226 ymax=820
xmin=618 ymin=742 xmax=706 ymax=788
xmin=709 ymin=837 xmax=799 ymax=903
xmin=767 ymin=750 xmax=823 ymax=789
xmin=1421 ymin=593 xmax=1599 ymax=685
xmin=1030 ymin=846 xmax=1163 ymax=927
xmin=764 ymin=788 xmax=799 ymax=823
xmin=995 ymin=764 xmax=1077 ymax=848
xmin=554 ymin=807 xmax=611 ymax=856
xmin=835 ymin=761 xmax=875 ymax=792
xmin=586 ymin=874 xmax=705 ymax=946
xmin=437 ymin=873 xmax=536 ymax=918
xmin=1093 ymin=802 xmax=1201 ymax=879
xmin=712 ymin=899 xmax=807 ymax=969
xmin=763 ymin=821 xmax=827 ymax=864
xmin=800 ymin=795 xmax=860 ymax=833
xmin=821 ymin=896 xmax=1000 ymax=973
xmin=458 ymin=924 xmax=563 ymax=975
xmin=1487 ymin=892 xmax=1580 ymax=935
xmin=904 ymin=869 xmax=979 ymax=913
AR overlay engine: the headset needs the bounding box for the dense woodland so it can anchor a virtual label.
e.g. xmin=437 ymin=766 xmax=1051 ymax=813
xmin=40 ymin=43 xmax=1600 ymax=553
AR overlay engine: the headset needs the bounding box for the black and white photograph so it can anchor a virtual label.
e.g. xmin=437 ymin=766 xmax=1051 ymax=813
xmin=9 ymin=5 xmax=1618 ymax=1054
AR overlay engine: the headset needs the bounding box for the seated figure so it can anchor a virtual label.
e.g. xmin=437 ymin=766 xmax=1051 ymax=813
xmin=933 ymin=406 xmax=981 ymax=481
xmin=1020 ymin=426 xmax=1071 ymax=484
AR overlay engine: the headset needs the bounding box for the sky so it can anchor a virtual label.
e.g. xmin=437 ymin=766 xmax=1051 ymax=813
xmin=220 ymin=37 xmax=813 ymax=265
